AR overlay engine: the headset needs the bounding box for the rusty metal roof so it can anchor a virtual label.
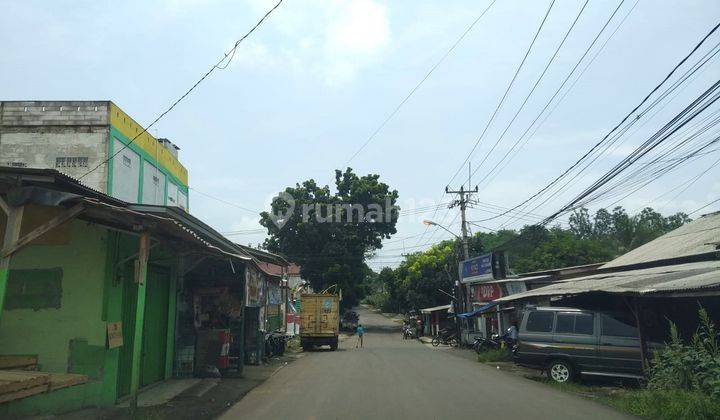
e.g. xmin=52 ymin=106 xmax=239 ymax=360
xmin=602 ymin=212 xmax=720 ymax=269
xmin=496 ymin=260 xmax=720 ymax=302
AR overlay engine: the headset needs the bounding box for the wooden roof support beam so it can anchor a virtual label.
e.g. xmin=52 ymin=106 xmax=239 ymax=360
xmin=1 ymin=203 xmax=85 ymax=259
xmin=0 ymin=195 xmax=10 ymax=216
xmin=0 ymin=204 xmax=24 ymax=321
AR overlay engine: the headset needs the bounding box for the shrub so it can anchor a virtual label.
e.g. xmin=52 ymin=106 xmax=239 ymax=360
xmin=607 ymin=389 xmax=720 ymax=420
xmin=649 ymin=308 xmax=720 ymax=398
xmin=477 ymin=348 xmax=512 ymax=363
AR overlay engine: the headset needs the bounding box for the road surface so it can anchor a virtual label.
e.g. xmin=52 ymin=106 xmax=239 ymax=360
xmin=221 ymin=306 xmax=631 ymax=420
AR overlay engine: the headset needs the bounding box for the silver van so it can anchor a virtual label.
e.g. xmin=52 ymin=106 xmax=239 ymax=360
xmin=513 ymin=307 xmax=646 ymax=383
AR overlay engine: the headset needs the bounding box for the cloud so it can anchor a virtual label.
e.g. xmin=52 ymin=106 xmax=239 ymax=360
xmin=239 ymin=0 xmax=391 ymax=86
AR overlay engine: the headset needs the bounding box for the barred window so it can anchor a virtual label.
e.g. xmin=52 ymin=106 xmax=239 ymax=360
xmin=56 ymin=156 xmax=88 ymax=168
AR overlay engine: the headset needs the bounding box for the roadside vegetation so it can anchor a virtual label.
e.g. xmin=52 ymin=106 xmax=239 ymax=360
xmin=365 ymin=206 xmax=690 ymax=313
xmin=476 ymin=349 xmax=512 ymax=363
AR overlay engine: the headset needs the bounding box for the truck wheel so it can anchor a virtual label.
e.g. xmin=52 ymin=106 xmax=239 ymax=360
xmin=548 ymin=360 xmax=574 ymax=383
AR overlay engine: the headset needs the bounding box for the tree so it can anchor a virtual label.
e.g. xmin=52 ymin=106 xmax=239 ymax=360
xmin=259 ymin=168 xmax=399 ymax=307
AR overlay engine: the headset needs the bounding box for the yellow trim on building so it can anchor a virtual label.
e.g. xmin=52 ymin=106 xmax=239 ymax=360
xmin=108 ymin=102 xmax=189 ymax=186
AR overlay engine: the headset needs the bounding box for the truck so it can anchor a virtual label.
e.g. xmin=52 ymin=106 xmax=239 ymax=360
xmin=299 ymin=292 xmax=340 ymax=351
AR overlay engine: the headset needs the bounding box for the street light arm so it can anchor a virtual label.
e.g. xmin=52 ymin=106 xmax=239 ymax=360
xmin=423 ymin=219 xmax=461 ymax=239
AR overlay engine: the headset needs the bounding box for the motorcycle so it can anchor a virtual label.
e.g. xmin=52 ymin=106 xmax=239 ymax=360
xmin=402 ymin=325 xmax=416 ymax=340
xmin=431 ymin=327 xmax=458 ymax=347
xmin=473 ymin=332 xmax=513 ymax=353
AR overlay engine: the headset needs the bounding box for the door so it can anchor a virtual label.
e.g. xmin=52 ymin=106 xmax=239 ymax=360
xmin=598 ymin=313 xmax=642 ymax=375
xmin=551 ymin=312 xmax=599 ymax=372
xmin=141 ymin=268 xmax=170 ymax=386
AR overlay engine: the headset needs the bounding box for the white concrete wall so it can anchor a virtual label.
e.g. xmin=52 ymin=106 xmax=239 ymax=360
xmin=111 ymin=137 xmax=140 ymax=202
xmin=167 ymin=181 xmax=179 ymax=207
xmin=0 ymin=101 xmax=110 ymax=193
xmin=142 ymin=160 xmax=166 ymax=205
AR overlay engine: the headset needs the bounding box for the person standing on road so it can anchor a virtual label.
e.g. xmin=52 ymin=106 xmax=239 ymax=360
xmin=356 ymin=324 xmax=365 ymax=348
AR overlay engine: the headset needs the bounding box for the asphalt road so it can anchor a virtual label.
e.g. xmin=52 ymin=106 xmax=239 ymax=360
xmin=220 ymin=307 xmax=631 ymax=420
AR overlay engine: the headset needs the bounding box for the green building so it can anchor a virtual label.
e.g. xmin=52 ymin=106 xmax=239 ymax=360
xmin=0 ymin=167 xmax=286 ymax=417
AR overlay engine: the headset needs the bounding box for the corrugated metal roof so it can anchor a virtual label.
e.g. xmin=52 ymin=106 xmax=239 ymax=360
xmin=602 ymin=212 xmax=720 ymax=269
xmin=496 ymin=260 xmax=720 ymax=302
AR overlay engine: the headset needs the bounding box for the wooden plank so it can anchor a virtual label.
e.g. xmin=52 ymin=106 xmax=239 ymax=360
xmin=0 ymin=355 xmax=37 ymax=370
xmin=0 ymin=371 xmax=50 ymax=395
xmin=1 ymin=203 xmax=84 ymax=259
xmin=0 ymin=384 xmax=48 ymax=404
xmin=48 ymin=373 xmax=88 ymax=391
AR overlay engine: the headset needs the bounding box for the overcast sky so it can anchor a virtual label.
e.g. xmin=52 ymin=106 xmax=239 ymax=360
xmin=2 ymin=0 xmax=720 ymax=269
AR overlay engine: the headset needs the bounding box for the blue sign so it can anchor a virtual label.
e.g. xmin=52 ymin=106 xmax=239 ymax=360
xmin=459 ymin=253 xmax=494 ymax=284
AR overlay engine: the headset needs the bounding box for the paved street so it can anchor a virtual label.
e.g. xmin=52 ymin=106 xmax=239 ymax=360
xmin=221 ymin=307 xmax=630 ymax=420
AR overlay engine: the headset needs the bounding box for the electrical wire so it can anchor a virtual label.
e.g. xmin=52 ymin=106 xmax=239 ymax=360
xmin=77 ymin=0 xmax=284 ymax=181
xmin=475 ymin=21 xmax=720 ymax=225
xmin=446 ymin=0 xmax=557 ymax=187
xmin=346 ymin=0 xmax=498 ymax=163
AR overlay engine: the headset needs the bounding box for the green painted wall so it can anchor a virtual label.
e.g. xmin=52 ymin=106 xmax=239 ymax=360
xmin=0 ymin=220 xmax=108 ymax=372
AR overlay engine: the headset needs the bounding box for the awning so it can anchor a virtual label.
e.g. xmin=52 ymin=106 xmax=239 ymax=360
xmin=420 ymin=304 xmax=452 ymax=314
xmin=456 ymin=301 xmax=499 ymax=318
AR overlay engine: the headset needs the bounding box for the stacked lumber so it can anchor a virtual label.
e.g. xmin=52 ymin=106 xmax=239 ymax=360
xmin=0 ymin=371 xmax=49 ymax=404
xmin=0 ymin=355 xmax=38 ymax=371
xmin=0 ymin=370 xmax=88 ymax=404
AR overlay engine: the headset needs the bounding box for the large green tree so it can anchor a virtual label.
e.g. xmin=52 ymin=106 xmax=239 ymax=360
xmin=259 ymin=168 xmax=399 ymax=307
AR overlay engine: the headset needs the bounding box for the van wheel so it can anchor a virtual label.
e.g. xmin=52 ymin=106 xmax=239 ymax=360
xmin=548 ymin=360 xmax=574 ymax=383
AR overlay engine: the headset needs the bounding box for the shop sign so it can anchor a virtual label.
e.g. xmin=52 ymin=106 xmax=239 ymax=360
xmin=459 ymin=253 xmax=494 ymax=284
xmin=470 ymin=283 xmax=503 ymax=302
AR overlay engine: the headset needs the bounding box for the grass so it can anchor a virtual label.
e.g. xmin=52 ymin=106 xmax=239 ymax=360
xmin=476 ymin=349 xmax=513 ymax=363
xmin=601 ymin=388 xmax=720 ymax=420
xmin=530 ymin=376 xmax=720 ymax=419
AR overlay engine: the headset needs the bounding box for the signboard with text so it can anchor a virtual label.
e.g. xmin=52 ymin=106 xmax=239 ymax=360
xmin=459 ymin=253 xmax=494 ymax=284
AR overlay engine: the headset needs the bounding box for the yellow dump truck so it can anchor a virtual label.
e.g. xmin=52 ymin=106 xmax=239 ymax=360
xmin=299 ymin=293 xmax=340 ymax=351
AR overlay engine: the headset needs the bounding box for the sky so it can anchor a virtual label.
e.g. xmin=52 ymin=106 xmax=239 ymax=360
xmin=2 ymin=0 xmax=720 ymax=270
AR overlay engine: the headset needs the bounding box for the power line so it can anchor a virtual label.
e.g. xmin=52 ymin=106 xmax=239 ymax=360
xmin=476 ymin=20 xmax=720 ymax=225
xmin=689 ymin=197 xmax=720 ymax=216
xmin=447 ymin=0 xmax=557 ymax=186
xmin=475 ymin=0 xmax=633 ymax=189
xmin=346 ymin=0 xmax=498 ymax=163
xmin=190 ymin=187 xmax=259 ymax=214
xmin=469 ymin=0 xmax=590 ymax=180
xmin=77 ymin=0 xmax=284 ymax=181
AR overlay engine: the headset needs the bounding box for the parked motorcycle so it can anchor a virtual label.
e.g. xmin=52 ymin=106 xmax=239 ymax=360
xmin=264 ymin=330 xmax=288 ymax=358
xmin=402 ymin=325 xmax=416 ymax=340
xmin=431 ymin=327 xmax=458 ymax=347
xmin=473 ymin=332 xmax=513 ymax=353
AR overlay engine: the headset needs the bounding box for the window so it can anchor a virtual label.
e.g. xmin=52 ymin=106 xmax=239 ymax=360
xmin=601 ymin=314 xmax=638 ymax=338
xmin=6 ymin=268 xmax=62 ymax=310
xmin=55 ymin=156 xmax=88 ymax=168
xmin=526 ymin=311 xmax=554 ymax=333
xmin=575 ymin=314 xmax=594 ymax=335
xmin=555 ymin=314 xmax=574 ymax=334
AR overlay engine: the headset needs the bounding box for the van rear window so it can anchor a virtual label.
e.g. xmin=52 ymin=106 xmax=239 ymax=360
xmin=526 ymin=311 xmax=553 ymax=332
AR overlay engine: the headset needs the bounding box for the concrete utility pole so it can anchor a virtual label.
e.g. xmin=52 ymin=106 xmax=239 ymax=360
xmin=445 ymin=177 xmax=477 ymax=324
xmin=445 ymin=185 xmax=477 ymax=261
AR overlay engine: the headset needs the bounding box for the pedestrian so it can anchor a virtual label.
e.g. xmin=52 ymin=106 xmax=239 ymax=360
xmin=507 ymin=321 xmax=518 ymax=344
xmin=355 ymin=324 xmax=365 ymax=348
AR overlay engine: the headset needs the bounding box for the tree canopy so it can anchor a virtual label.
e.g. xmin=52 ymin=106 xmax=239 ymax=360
xmin=259 ymin=168 xmax=399 ymax=307
xmin=366 ymin=206 xmax=691 ymax=313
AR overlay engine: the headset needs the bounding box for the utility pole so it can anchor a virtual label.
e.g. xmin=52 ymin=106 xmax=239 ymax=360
xmin=445 ymin=163 xmax=478 ymax=344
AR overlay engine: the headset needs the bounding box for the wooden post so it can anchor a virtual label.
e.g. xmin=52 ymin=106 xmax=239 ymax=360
xmin=129 ymin=232 xmax=150 ymax=417
xmin=633 ymin=298 xmax=650 ymax=374
xmin=0 ymin=204 xmax=24 ymax=322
